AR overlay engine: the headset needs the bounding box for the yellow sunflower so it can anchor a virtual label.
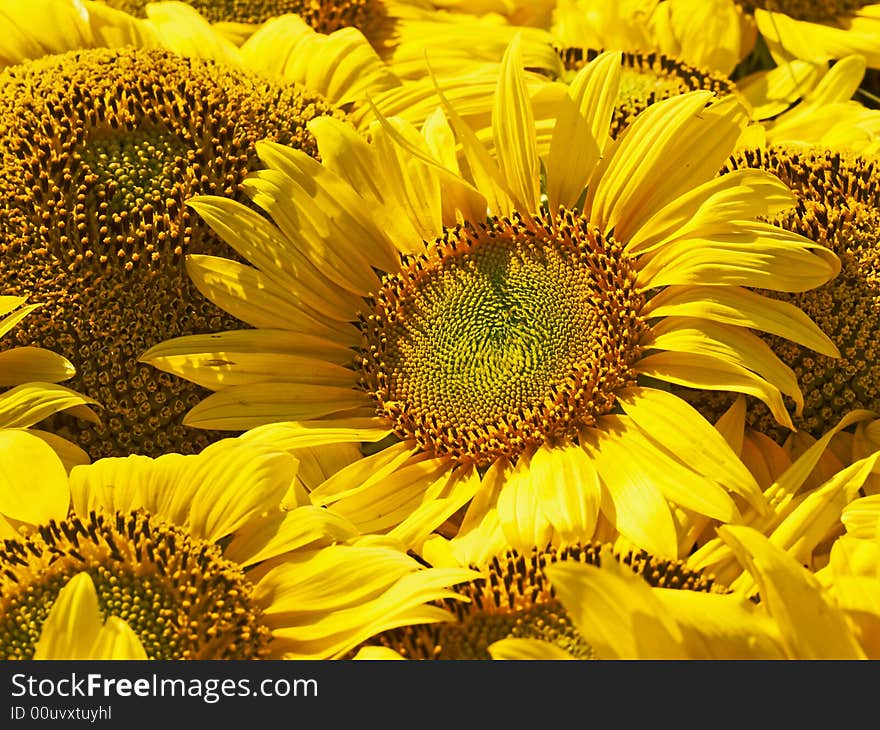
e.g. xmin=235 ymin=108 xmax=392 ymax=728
xmin=0 ymin=296 xmax=98 ymax=469
xmin=746 ymin=1 xmax=880 ymax=69
xmin=551 ymin=0 xmax=757 ymax=76
xmin=0 ymin=44 xmax=357 ymax=460
xmin=143 ymin=42 xmax=840 ymax=560
xmin=0 ymin=429 xmax=476 ymax=659
xmin=495 ymin=524 xmax=872 ymax=659
xmin=357 ymin=541 xmax=725 ymax=659
xmin=549 ymin=0 xmax=880 ymax=144
xmin=682 ymin=144 xmax=880 ymax=440
xmin=684 ymin=401 xmax=880 ymax=590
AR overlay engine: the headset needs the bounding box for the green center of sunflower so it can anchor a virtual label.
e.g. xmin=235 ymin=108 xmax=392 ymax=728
xmin=740 ymin=0 xmax=869 ymax=22
xmin=0 ymin=47 xmax=341 ymax=459
xmin=369 ymin=543 xmax=723 ymax=660
xmin=685 ymin=145 xmax=880 ymax=439
xmin=101 ymin=0 xmax=387 ymax=33
xmin=0 ymin=511 xmax=271 ymax=660
xmin=358 ymin=210 xmax=647 ymax=466
xmin=559 ymin=49 xmax=736 ymax=139
xmin=78 ymin=127 xmax=190 ymax=224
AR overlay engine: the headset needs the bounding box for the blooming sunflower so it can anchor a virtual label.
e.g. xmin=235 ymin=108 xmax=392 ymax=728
xmin=684 ymin=402 xmax=880 ymax=590
xmin=494 ymin=524 xmax=872 ymax=659
xmin=0 ymin=296 xmax=98 ymax=469
xmin=683 ymin=144 xmax=880 ymax=440
xmin=0 ymin=429 xmax=475 ymax=659
xmin=144 ymin=43 xmax=840 ymax=560
xmin=744 ymin=0 xmax=880 ymax=69
xmin=549 ymin=0 xmax=878 ymax=144
xmin=0 ymin=45 xmax=349 ymax=459
xmin=358 ymin=541 xmax=725 ymax=659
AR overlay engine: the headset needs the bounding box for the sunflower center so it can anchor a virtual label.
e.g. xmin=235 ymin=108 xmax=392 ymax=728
xmin=740 ymin=0 xmax=869 ymax=22
xmin=559 ymin=49 xmax=736 ymax=138
xmin=369 ymin=543 xmax=723 ymax=660
xmin=0 ymin=47 xmax=340 ymax=459
xmin=78 ymin=126 xmax=190 ymax=222
xmin=101 ymin=0 xmax=387 ymax=33
xmin=686 ymin=145 xmax=880 ymax=439
xmin=358 ymin=210 xmax=646 ymax=465
xmin=0 ymin=511 xmax=271 ymax=660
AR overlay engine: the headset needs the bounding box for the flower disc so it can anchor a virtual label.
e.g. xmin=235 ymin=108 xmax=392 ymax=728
xmin=0 ymin=47 xmax=341 ymax=458
xmin=0 ymin=511 xmax=271 ymax=660
xmin=358 ymin=210 xmax=647 ymax=465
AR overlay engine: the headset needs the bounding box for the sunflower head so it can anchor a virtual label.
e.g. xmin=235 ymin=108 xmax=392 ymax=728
xmin=145 ymin=44 xmax=840 ymax=558
xmin=0 ymin=509 xmax=273 ymax=659
xmin=684 ymin=144 xmax=880 ymax=440
xmin=0 ymin=430 xmax=477 ymax=660
xmin=0 ymin=46 xmax=341 ymax=458
xmin=368 ymin=542 xmax=723 ymax=660
xmin=559 ymin=47 xmax=737 ymax=138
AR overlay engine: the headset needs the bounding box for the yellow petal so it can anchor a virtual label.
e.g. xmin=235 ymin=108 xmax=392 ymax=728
xmin=489 ymin=638 xmax=577 ymax=660
xmin=546 ymin=560 xmax=686 ymax=659
xmin=183 ymin=383 xmax=371 ymax=430
xmin=633 ymin=351 xmax=794 ymax=431
xmin=0 ymin=347 xmax=74 ymax=386
xmin=584 ymin=430 xmax=678 ymax=558
xmin=719 ymin=525 xmax=865 ymax=659
xmin=185 ymin=254 xmax=357 ymax=342
xmin=643 ymin=284 xmax=840 ymax=358
xmin=0 ymin=429 xmax=69 ymax=523
xmin=545 ymin=51 xmax=618 ymax=212
xmin=34 ymin=573 xmax=147 ymax=660
xmin=493 ymin=35 xmax=540 ymax=212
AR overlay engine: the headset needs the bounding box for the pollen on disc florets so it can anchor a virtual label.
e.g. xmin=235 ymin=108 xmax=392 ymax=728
xmin=0 ymin=47 xmax=342 ymax=458
xmin=686 ymin=145 xmax=880 ymax=440
xmin=358 ymin=209 xmax=647 ymax=467
xmin=0 ymin=511 xmax=271 ymax=660
xmin=100 ymin=0 xmax=389 ymax=36
xmin=559 ymin=48 xmax=737 ymax=139
xmin=368 ymin=543 xmax=724 ymax=660
xmin=739 ymin=0 xmax=869 ymax=22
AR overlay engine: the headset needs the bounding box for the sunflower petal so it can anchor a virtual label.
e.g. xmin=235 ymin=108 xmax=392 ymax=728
xmin=643 ymin=285 xmax=840 ymax=358
xmin=489 ymin=638 xmax=577 ymax=660
xmin=719 ymin=525 xmax=865 ymax=659
xmin=0 ymin=429 xmax=69 ymax=523
xmin=182 ymin=383 xmax=371 ymax=430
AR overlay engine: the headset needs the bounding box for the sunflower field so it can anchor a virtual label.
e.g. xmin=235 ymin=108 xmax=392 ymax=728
xmin=3 ymin=0 xmax=880 ymax=661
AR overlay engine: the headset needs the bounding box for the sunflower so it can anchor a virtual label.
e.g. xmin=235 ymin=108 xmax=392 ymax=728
xmin=0 ymin=429 xmax=476 ymax=659
xmin=551 ymin=0 xmax=757 ymax=76
xmin=143 ymin=43 xmax=840 ymax=560
xmin=359 ymin=541 xmax=725 ymax=659
xmin=0 ymin=296 xmax=98 ymax=469
xmin=0 ymin=45 xmax=348 ymax=460
xmin=744 ymin=1 xmax=880 ymax=69
xmin=683 ymin=402 xmax=880 ymax=590
xmin=549 ymin=0 xmax=879 ymax=143
xmin=493 ymin=525 xmax=872 ymax=659
xmin=682 ymin=144 xmax=880 ymax=440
